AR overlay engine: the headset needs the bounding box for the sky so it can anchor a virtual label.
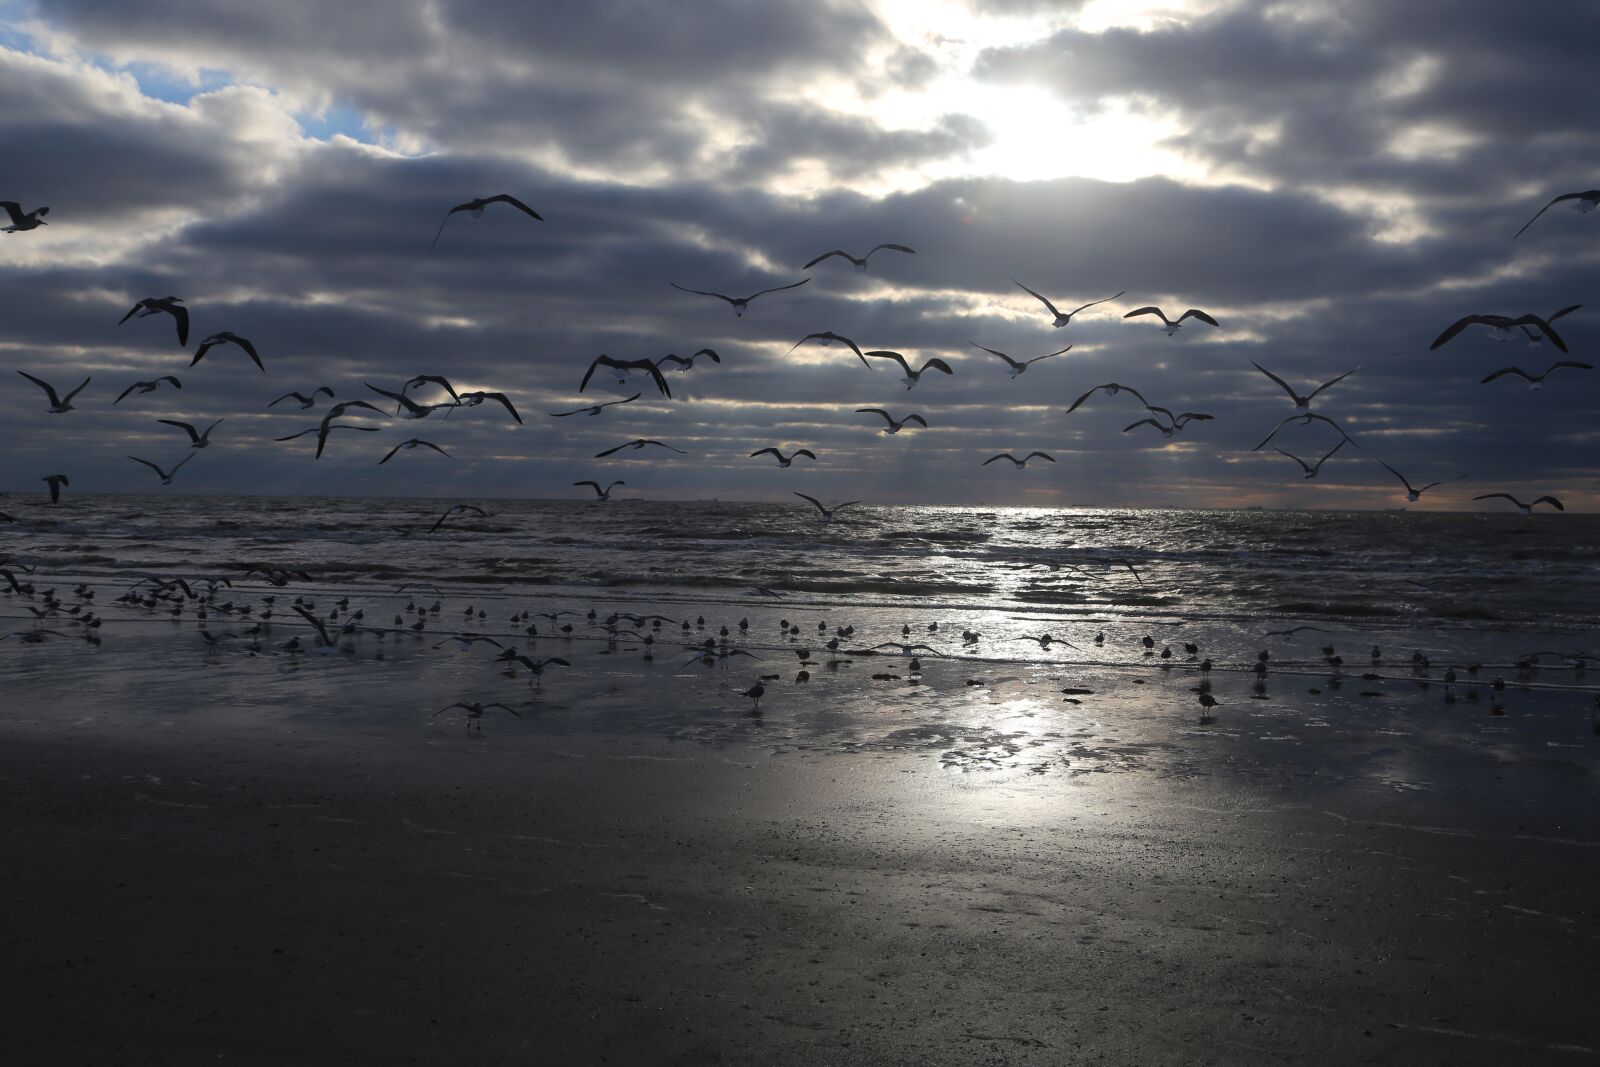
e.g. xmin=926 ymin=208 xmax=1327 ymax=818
xmin=2 ymin=0 xmax=1597 ymax=509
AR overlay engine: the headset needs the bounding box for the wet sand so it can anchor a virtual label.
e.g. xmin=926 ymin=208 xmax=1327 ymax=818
xmin=3 ymin=624 xmax=1598 ymax=1064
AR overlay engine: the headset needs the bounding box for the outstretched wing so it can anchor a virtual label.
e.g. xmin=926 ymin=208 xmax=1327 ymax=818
xmin=169 ymin=304 xmax=189 ymax=346
xmin=476 ymin=392 xmax=522 ymax=423
xmin=864 ymin=350 xmax=911 ymax=374
xmin=483 ymin=193 xmax=543 ymax=221
xmin=792 ymin=492 xmax=826 ymax=514
xmin=1177 ymin=309 xmax=1219 ymax=326
xmin=670 ymin=282 xmax=738 ymax=305
xmin=1479 ymin=367 xmax=1530 ymax=384
xmin=971 ymin=342 xmax=1021 ymax=370
xmin=866 ymin=243 xmax=915 ymax=258
xmin=115 ymin=382 xmax=139 ymax=404
xmin=855 ymin=408 xmax=892 ymax=425
xmin=747 ymin=278 xmax=811 ymax=301
xmin=750 ymin=448 xmax=782 ymax=460
xmin=17 ymin=370 xmax=60 ymax=405
xmin=918 ymin=358 xmax=954 ymax=376
xmin=1069 ymin=290 xmax=1125 ymax=315
xmin=1250 ymin=361 xmax=1299 ymax=401
xmin=1429 ymin=315 xmax=1492 ymax=350
xmin=1012 ymin=278 xmax=1060 ymax=317
xmin=1306 ymin=365 xmax=1359 ymax=400
xmin=802 ymin=250 xmax=850 ymax=269
xmin=1024 ymin=452 xmax=1055 ymax=463
xmin=0 ymin=201 xmax=26 ymax=226
xmin=903 ymin=413 xmax=928 ymax=427
xmin=126 ymin=455 xmax=166 ymax=477
xmin=1122 ymin=306 xmax=1166 ymax=322
xmin=982 ymin=454 xmax=1015 ymax=466
xmin=1512 ymin=192 xmax=1581 ymax=240
xmin=232 ymin=334 xmax=264 ymax=371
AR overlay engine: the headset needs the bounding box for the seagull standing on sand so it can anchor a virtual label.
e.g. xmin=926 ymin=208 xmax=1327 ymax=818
xmin=865 ymin=350 xmax=954 ymax=389
xmin=750 ymin=448 xmax=816 ymax=468
xmin=1251 ymin=362 xmax=1358 ymax=411
xmin=17 ymin=371 xmax=89 ymax=413
xmin=1480 ymin=361 xmax=1594 ymax=389
xmin=575 ymin=480 xmax=625 ymax=501
xmin=192 ymin=331 xmax=263 ymax=371
xmin=982 ymin=452 xmax=1055 ymax=468
xmin=802 ymin=244 xmax=915 ymax=270
xmin=1512 ymin=189 xmax=1600 ymax=239
xmin=855 ymin=409 xmax=927 ymax=434
xmin=670 ymin=278 xmax=809 ymax=316
xmin=118 ymin=297 xmax=188 ymax=346
xmin=127 ymin=454 xmax=195 ymax=485
xmin=1122 ymin=307 xmax=1219 ymax=335
xmin=970 ymin=342 xmax=1071 ymax=378
xmin=429 ymin=194 xmax=542 ymax=250
xmin=1012 ymin=280 xmax=1124 ymax=328
xmin=0 ymin=201 xmax=48 ymax=232
xmin=794 ymin=492 xmax=859 ymax=524
xmin=116 ymin=377 xmax=182 ymax=404
xmin=1473 ymin=493 xmax=1564 ymax=515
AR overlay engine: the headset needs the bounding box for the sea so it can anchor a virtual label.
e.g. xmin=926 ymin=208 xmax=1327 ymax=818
xmin=4 ymin=497 xmax=1597 ymax=669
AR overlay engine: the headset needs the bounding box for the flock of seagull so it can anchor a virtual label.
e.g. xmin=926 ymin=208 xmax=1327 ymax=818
xmin=5 ymin=182 xmax=1595 ymax=521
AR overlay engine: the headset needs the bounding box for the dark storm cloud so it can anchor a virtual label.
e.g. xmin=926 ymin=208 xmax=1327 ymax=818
xmin=3 ymin=1 xmax=1598 ymax=508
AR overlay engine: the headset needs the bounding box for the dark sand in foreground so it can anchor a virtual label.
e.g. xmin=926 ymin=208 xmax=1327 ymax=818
xmin=3 ymin=628 xmax=1598 ymax=1064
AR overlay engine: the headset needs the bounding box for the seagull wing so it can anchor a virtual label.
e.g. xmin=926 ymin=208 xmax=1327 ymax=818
xmin=656 ymin=355 xmax=690 ymax=368
xmin=866 ymin=243 xmax=915 ymax=258
xmin=1533 ymin=496 xmax=1565 ymax=511
xmin=269 ymin=392 xmax=306 ymax=407
xmin=417 ymin=441 xmax=451 ymax=457
xmin=574 ymin=481 xmax=602 ymax=496
xmin=982 ymin=454 xmax=1016 ymax=466
xmin=865 ymin=350 xmax=911 ymax=374
xmin=1480 ymin=367 xmax=1530 ymax=383
xmin=1069 ymin=290 xmax=1125 ymax=315
xmin=1026 ymin=345 xmax=1073 ymax=366
xmin=1122 ymin=306 xmax=1167 ymax=323
xmin=1473 ymin=493 xmax=1519 ymax=505
xmin=1123 ymin=419 xmax=1163 ymax=433
xmin=189 ymin=339 xmax=216 ymax=367
xmin=1064 ymin=386 xmax=1102 ymax=414
xmin=971 ymin=342 xmax=1022 ymax=370
xmin=477 ymin=392 xmax=522 ymax=423
xmin=855 ymin=408 xmax=893 ymax=427
xmin=1515 ymin=314 xmax=1569 ymax=353
xmin=428 ymin=212 xmax=455 ymax=251
xmin=1250 ymin=361 xmax=1299 ymax=402
xmin=1547 ymin=361 xmax=1595 ymax=374
xmin=1305 ymin=365 xmax=1359 ymax=400
xmin=802 ymin=250 xmax=850 ymax=269
xmin=1272 ymin=446 xmax=1311 ymax=473
xmin=1547 ymin=303 xmax=1582 ymax=323
xmin=794 ymin=449 xmax=816 ymax=460
xmin=603 ymin=393 xmax=641 ymax=408
xmin=483 ymin=193 xmax=543 ymax=220
xmin=1429 ymin=315 xmax=1494 ymax=350
xmin=1012 ymin=278 xmax=1060 ymax=317
xmin=1178 ymin=309 xmax=1219 ymax=326
xmin=918 ymin=358 xmax=954 ymax=376
xmin=594 ymin=443 xmax=628 ymax=458
xmin=640 ymin=361 xmax=673 ymax=399
xmin=1252 ymin=414 xmax=1300 ymax=451
xmin=1512 ymin=193 xmax=1581 ymax=239
xmin=904 ymin=414 xmax=927 ymax=427
xmin=126 ymin=456 xmax=167 ymax=478
xmin=231 ymin=334 xmax=264 ymax=371
xmin=670 ymin=282 xmax=738 ymax=305
xmin=115 ymin=382 xmax=139 ymax=404
xmin=0 ymin=201 xmax=25 ymax=226
xmin=746 ymin=278 xmax=811 ymax=301
xmin=158 ymin=419 xmax=201 ymax=443
xmin=793 ymin=492 xmax=827 ymax=515
xmin=118 ymin=302 xmax=144 ymax=325
xmin=378 ymin=443 xmax=404 ymax=465
xmin=169 ymin=304 xmax=189 ymax=346
xmin=1025 ymin=452 xmax=1056 ymax=463
xmin=750 ymin=448 xmax=782 ymax=460
xmin=171 ymin=453 xmax=195 ymax=475
xmin=17 ymin=370 xmax=60 ymax=406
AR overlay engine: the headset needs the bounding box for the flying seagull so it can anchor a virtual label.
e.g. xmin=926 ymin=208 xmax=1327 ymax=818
xmin=365 ymin=382 xmax=455 ymax=419
xmin=578 ymin=355 xmax=672 ymax=399
xmin=429 ymin=194 xmax=542 ymax=250
xmin=656 ymin=349 xmax=721 ymax=373
xmin=1012 ymin=279 xmax=1124 ymax=328
xmin=669 ymin=278 xmax=809 ymax=316
xmin=794 ymin=492 xmax=859 ymax=523
xmin=789 ymin=331 xmax=873 ymax=369
xmin=982 ymin=452 xmax=1055 ymax=468
xmin=1064 ymin=382 xmax=1148 ymax=414
xmin=750 ymin=448 xmax=816 ymax=468
xmin=17 ymin=371 xmax=89 ymax=413
xmin=1123 ymin=307 xmax=1219 ymax=334
xmin=433 ymin=701 xmax=522 ymax=727
xmin=970 ymin=341 xmax=1071 ymax=378
xmin=855 ymin=408 xmax=927 ymax=434
xmin=42 ymin=474 xmax=68 ymax=504
xmin=118 ymin=297 xmax=188 ymax=346
xmin=430 ymin=504 xmax=488 ymax=532
xmin=269 ymin=388 xmax=334 ymax=409
xmin=0 ymin=201 xmax=48 ymax=232
xmin=1512 ymin=189 xmax=1600 ymax=239
xmin=865 ymin=350 xmax=954 ymax=389
xmin=455 ymin=391 xmax=523 ymax=424
xmin=1124 ymin=408 xmax=1214 ymax=437
xmin=192 ymin=331 xmax=263 ymax=371
xmin=1429 ymin=314 xmax=1569 ymax=353
xmin=1513 ymin=305 xmax=1582 ymax=346
xmin=158 ymin=418 xmax=223 ymax=448
xmin=1377 ymin=460 xmax=1465 ymax=503
xmin=1251 ymin=362 xmax=1359 ymax=411
xmin=1253 ymin=413 xmax=1359 ymax=452
xmin=575 ymin=480 xmax=625 ymax=500
xmin=115 ymin=376 xmax=182 ymax=404
xmin=802 ymin=244 xmax=915 ymax=270
xmin=594 ymin=439 xmax=687 ymax=458
xmin=1480 ymin=361 xmax=1594 ymax=388
xmin=127 ymin=454 xmax=195 ymax=485
xmin=379 ymin=439 xmax=451 ymax=465
xmin=548 ymin=394 xmax=640 ymax=418
xmin=1274 ymin=439 xmax=1347 ymax=479
xmin=401 ymin=375 xmax=460 ymax=405
xmin=1473 ymin=493 xmax=1564 ymax=515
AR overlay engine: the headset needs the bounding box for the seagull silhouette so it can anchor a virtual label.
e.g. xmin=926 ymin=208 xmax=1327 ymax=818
xmin=802 ymin=244 xmax=915 ymax=270
xmin=1123 ymin=307 xmax=1219 ymax=334
xmin=865 ymin=350 xmax=954 ymax=389
xmin=429 ymin=194 xmax=542 ymax=250
xmin=594 ymin=439 xmax=687 ymax=458
xmin=1274 ymin=439 xmax=1347 ymax=479
xmin=1377 ymin=460 xmax=1465 ymax=502
xmin=750 ymin=448 xmax=816 ymax=468
xmin=575 ymin=480 xmax=625 ymax=500
xmin=0 ymin=201 xmax=49 ymax=232
xmin=1473 ymin=493 xmax=1563 ymax=515
xmin=118 ymin=297 xmax=188 ymax=346
xmin=379 ymin=439 xmax=451 ymax=465
xmin=970 ymin=341 xmax=1071 ymax=378
xmin=268 ymin=388 xmax=334 ymax=410
xmin=982 ymin=452 xmax=1055 ymax=468
xmin=1480 ymin=361 xmax=1593 ymax=389
xmin=158 ymin=418 xmax=223 ymax=448
xmin=115 ymin=376 xmax=182 ymax=404
xmin=1430 ymin=314 xmax=1568 ymax=353
xmin=855 ymin=409 xmax=927 ymax=434
xmin=1013 ymin=279 xmax=1124 ymax=328
xmin=192 ymin=331 xmax=263 ymax=371
xmin=670 ymin=278 xmax=809 ymax=316
xmin=17 ymin=371 xmax=89 ymax=413
xmin=578 ymin=356 xmax=672 ymax=398
xmin=548 ymin=394 xmax=640 ymax=417
xmin=127 ymin=454 xmax=195 ymax=485
xmin=794 ymin=492 xmax=859 ymax=523
xmin=789 ymin=331 xmax=873 ymax=369
xmin=1512 ymin=189 xmax=1600 ymax=239
xmin=1251 ymin=362 xmax=1358 ymax=410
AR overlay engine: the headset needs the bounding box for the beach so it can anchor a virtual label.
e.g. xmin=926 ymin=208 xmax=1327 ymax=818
xmin=4 ymin=607 xmax=1597 ymax=1065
